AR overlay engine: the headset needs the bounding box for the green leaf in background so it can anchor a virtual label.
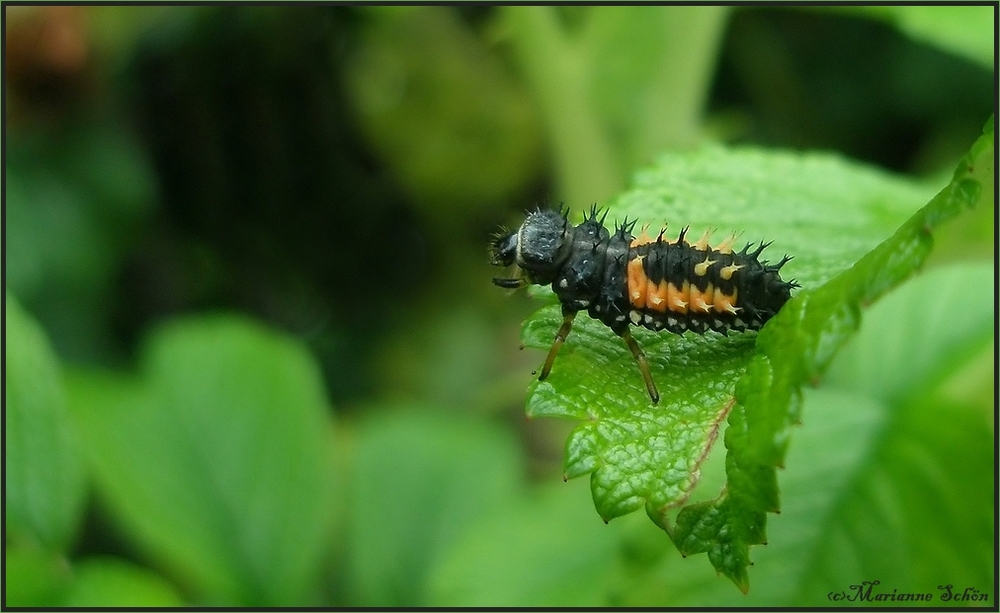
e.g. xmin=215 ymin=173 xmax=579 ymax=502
xmin=519 ymin=116 xmax=991 ymax=590
xmin=427 ymin=479 xmax=625 ymax=607
xmin=62 ymin=557 xmax=185 ymax=607
xmin=344 ymin=408 xmax=524 ymax=606
xmin=5 ymin=293 xmax=87 ymax=552
xmin=843 ymin=6 xmax=995 ymax=70
xmin=4 ymin=545 xmax=73 ymax=607
xmin=66 ymin=315 xmax=338 ymax=606
xmin=792 ymin=263 xmax=994 ymax=603
xmin=5 ymin=120 xmax=158 ymax=363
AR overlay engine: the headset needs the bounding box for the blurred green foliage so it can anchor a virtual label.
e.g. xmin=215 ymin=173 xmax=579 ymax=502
xmin=501 ymin=6 xmax=730 ymax=205
xmin=843 ymin=6 xmax=994 ymax=69
xmin=6 ymin=294 xmax=86 ymax=552
xmin=344 ymin=408 xmax=524 ymax=606
xmin=4 ymin=5 xmax=993 ymax=607
xmin=66 ymin=316 xmax=337 ymax=605
xmin=344 ymin=7 xmax=543 ymax=223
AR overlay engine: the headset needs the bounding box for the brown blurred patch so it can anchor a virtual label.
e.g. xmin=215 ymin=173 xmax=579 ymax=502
xmin=5 ymin=5 xmax=91 ymax=122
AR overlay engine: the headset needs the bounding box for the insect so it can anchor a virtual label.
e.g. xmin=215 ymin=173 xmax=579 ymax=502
xmin=491 ymin=206 xmax=798 ymax=403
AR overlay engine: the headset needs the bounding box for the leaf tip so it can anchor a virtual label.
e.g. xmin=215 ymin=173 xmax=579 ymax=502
xmin=734 ymin=575 xmax=751 ymax=595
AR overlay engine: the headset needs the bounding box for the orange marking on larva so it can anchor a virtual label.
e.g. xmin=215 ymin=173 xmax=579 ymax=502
xmin=692 ymin=229 xmax=714 ymax=250
xmin=627 ymin=256 xmax=648 ymax=308
xmin=719 ymin=263 xmax=743 ymax=281
xmin=690 ymin=284 xmax=715 ymax=313
xmin=714 ymin=288 xmax=739 ymax=314
xmin=688 ymin=286 xmax=703 ymax=312
xmin=646 ymin=279 xmax=670 ymax=312
xmin=667 ymin=281 xmax=690 ymax=313
xmin=645 ymin=278 xmax=659 ymax=310
xmin=630 ymin=229 xmax=653 ymax=247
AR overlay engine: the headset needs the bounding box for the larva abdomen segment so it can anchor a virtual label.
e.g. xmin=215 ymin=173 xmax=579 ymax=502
xmin=625 ymin=239 xmax=748 ymax=334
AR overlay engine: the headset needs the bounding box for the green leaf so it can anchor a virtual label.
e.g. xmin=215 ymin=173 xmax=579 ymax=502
xmin=793 ymin=263 xmax=994 ymax=601
xmin=521 ymin=146 xmax=930 ymax=518
xmin=428 ymin=480 xmax=623 ymax=607
xmin=822 ymin=268 xmax=994 ymax=407
xmin=606 ymin=262 xmax=993 ymax=606
xmin=61 ymin=557 xmax=185 ymax=607
xmin=526 ymin=306 xmax=757 ymax=523
xmin=714 ymin=116 xmax=991 ymax=588
xmin=4 ymin=546 xmax=73 ymax=607
xmin=842 ymin=6 xmax=995 ymax=69
xmin=5 ymin=293 xmax=86 ymax=551
xmin=66 ymin=315 xmax=338 ymax=606
xmin=344 ymin=408 xmax=524 ymax=606
xmin=519 ymin=117 xmax=991 ymax=590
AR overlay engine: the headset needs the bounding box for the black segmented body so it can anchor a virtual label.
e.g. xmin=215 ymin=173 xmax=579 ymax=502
xmin=490 ymin=206 xmax=798 ymax=403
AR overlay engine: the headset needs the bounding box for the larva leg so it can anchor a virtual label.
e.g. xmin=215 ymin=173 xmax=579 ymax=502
xmin=619 ymin=328 xmax=660 ymax=404
xmin=539 ymin=308 xmax=578 ymax=380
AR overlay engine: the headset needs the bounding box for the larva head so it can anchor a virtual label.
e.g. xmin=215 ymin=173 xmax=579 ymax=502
xmin=490 ymin=230 xmax=519 ymax=268
xmin=491 ymin=209 xmax=572 ymax=287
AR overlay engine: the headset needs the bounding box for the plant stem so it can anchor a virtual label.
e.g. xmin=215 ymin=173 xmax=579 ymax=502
xmin=502 ymin=6 xmax=622 ymax=209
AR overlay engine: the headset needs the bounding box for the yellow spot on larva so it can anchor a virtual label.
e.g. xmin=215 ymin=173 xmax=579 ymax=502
xmin=694 ymin=256 xmax=717 ymax=277
xmin=720 ymin=263 xmax=744 ymax=280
